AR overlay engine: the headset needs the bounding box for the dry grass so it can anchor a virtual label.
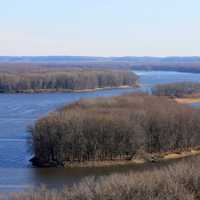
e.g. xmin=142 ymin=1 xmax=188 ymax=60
xmin=175 ymin=97 xmax=200 ymax=104
xmin=8 ymin=156 xmax=200 ymax=200
xmin=162 ymin=149 xmax=200 ymax=160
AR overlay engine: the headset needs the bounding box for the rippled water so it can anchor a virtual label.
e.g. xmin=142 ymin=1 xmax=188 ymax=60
xmin=0 ymin=70 xmax=200 ymax=191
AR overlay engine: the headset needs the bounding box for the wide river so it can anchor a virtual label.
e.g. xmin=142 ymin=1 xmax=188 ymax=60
xmin=1 ymin=70 xmax=200 ymax=192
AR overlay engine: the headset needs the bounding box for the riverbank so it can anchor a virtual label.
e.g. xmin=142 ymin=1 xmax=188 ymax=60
xmin=175 ymin=97 xmax=200 ymax=104
xmin=65 ymin=148 xmax=200 ymax=167
xmin=0 ymin=85 xmax=138 ymax=94
xmin=31 ymin=148 xmax=200 ymax=168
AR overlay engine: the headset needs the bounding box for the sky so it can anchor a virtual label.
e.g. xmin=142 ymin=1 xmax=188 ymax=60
xmin=0 ymin=0 xmax=200 ymax=56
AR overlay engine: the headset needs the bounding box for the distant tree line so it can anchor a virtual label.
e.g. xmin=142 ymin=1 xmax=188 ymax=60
xmin=29 ymin=93 xmax=200 ymax=166
xmin=131 ymin=62 xmax=200 ymax=73
xmin=3 ymin=60 xmax=200 ymax=74
xmin=0 ymin=69 xmax=138 ymax=93
xmin=152 ymin=82 xmax=200 ymax=98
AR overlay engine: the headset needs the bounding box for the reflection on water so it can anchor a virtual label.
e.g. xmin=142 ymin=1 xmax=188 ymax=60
xmin=1 ymin=70 xmax=200 ymax=191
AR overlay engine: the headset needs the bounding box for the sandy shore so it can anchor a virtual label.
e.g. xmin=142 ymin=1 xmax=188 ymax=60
xmin=32 ymin=148 xmax=200 ymax=168
xmin=175 ymin=97 xmax=200 ymax=104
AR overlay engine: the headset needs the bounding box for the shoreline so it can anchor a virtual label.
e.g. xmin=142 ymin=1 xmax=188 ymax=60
xmin=31 ymin=148 xmax=200 ymax=169
xmin=0 ymin=85 xmax=138 ymax=94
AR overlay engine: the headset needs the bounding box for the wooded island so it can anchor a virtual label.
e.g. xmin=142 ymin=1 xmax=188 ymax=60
xmin=0 ymin=68 xmax=138 ymax=93
xmin=29 ymin=93 xmax=200 ymax=167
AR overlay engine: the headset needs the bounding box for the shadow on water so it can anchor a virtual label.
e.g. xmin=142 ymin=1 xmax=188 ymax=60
xmin=31 ymin=155 xmax=197 ymax=189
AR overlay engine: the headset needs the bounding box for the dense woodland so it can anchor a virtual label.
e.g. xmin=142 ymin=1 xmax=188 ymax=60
xmin=0 ymin=68 xmax=138 ymax=93
xmin=153 ymin=82 xmax=200 ymax=97
xmin=29 ymin=93 xmax=200 ymax=166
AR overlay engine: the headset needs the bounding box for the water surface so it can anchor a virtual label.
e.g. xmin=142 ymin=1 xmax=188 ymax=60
xmin=1 ymin=70 xmax=200 ymax=191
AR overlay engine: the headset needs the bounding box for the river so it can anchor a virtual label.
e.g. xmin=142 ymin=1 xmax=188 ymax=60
xmin=1 ymin=70 xmax=200 ymax=192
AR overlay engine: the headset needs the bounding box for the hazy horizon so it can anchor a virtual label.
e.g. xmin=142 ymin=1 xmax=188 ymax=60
xmin=1 ymin=55 xmax=200 ymax=58
xmin=1 ymin=0 xmax=200 ymax=56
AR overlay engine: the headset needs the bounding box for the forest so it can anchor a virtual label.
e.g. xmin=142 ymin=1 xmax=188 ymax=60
xmin=0 ymin=68 xmax=138 ymax=93
xmin=152 ymin=82 xmax=200 ymax=97
xmin=29 ymin=93 xmax=200 ymax=167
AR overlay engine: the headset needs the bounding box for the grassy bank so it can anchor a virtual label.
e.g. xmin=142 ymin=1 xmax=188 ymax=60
xmin=10 ymin=155 xmax=200 ymax=200
xmin=32 ymin=148 xmax=200 ymax=168
xmin=175 ymin=97 xmax=200 ymax=104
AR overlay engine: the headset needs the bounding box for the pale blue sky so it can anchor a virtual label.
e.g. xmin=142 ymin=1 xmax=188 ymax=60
xmin=0 ymin=0 xmax=200 ymax=56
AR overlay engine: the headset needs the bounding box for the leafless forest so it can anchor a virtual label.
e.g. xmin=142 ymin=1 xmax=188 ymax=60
xmin=0 ymin=66 xmax=138 ymax=92
xmin=29 ymin=93 xmax=200 ymax=167
xmin=153 ymin=82 xmax=200 ymax=97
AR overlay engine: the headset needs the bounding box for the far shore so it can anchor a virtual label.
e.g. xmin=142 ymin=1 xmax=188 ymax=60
xmin=0 ymin=84 xmax=139 ymax=94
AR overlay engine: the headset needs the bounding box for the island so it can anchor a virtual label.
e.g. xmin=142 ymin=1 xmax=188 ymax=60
xmin=29 ymin=93 xmax=200 ymax=167
xmin=152 ymin=82 xmax=200 ymax=104
xmin=0 ymin=68 xmax=138 ymax=93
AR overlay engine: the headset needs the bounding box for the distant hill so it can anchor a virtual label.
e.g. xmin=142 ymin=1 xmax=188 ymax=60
xmin=1 ymin=56 xmax=200 ymax=74
xmin=0 ymin=56 xmax=104 ymax=62
xmin=0 ymin=56 xmax=200 ymax=63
